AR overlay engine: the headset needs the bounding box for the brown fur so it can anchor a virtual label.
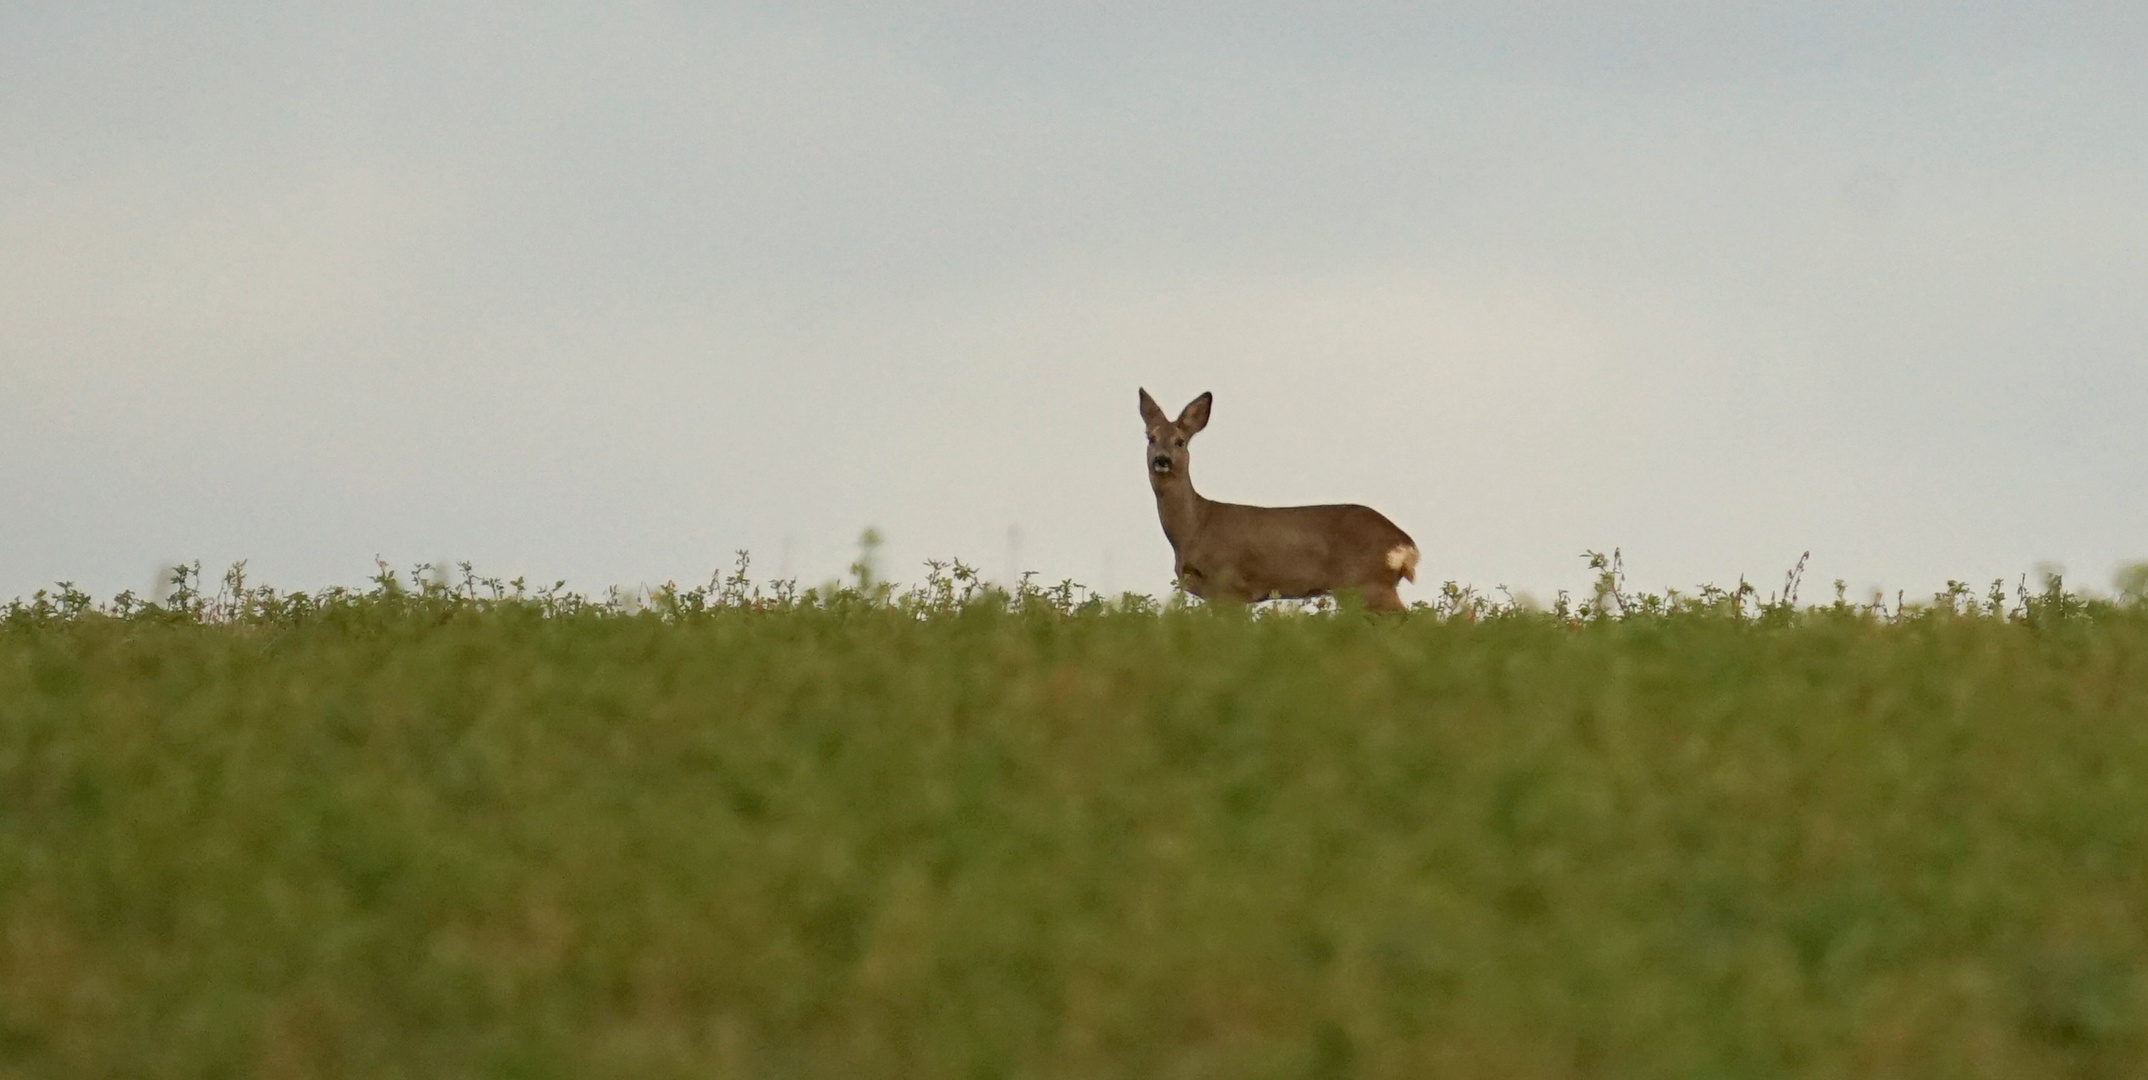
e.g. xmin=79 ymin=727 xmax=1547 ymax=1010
xmin=1140 ymin=389 xmax=1417 ymax=612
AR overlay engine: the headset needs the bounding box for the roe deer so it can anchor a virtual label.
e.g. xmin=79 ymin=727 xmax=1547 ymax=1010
xmin=1139 ymin=388 xmax=1418 ymax=611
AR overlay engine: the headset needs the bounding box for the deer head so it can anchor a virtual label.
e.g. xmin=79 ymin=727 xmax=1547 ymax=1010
xmin=1137 ymin=388 xmax=1211 ymax=482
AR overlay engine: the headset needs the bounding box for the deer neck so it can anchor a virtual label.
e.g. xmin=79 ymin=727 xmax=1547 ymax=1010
xmin=1150 ymin=470 xmax=1207 ymax=552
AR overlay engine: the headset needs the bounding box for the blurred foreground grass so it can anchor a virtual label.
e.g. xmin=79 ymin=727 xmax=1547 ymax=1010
xmin=4 ymin=560 xmax=2148 ymax=1079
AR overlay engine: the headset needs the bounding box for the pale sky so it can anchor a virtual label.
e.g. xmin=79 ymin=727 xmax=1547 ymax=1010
xmin=5 ymin=2 xmax=2145 ymax=603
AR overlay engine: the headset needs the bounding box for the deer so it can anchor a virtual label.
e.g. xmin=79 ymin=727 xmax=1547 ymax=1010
xmin=1139 ymin=388 xmax=1419 ymax=612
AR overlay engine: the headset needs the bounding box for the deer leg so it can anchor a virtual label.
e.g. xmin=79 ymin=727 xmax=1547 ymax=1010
xmin=1174 ymin=563 xmax=1205 ymax=598
xmin=1188 ymin=564 xmax=1257 ymax=606
xmin=1364 ymin=583 xmax=1405 ymax=612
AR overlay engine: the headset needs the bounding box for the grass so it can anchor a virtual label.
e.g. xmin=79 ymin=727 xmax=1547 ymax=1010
xmin=3 ymin=553 xmax=2148 ymax=1078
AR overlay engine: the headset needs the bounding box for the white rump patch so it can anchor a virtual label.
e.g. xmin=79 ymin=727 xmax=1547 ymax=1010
xmin=1385 ymin=544 xmax=1419 ymax=581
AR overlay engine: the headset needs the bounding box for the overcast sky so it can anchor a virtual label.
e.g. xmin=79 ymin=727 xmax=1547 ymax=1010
xmin=5 ymin=1 xmax=2145 ymax=603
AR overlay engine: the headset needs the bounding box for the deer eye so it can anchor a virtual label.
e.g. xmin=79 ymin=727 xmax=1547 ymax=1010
xmin=1175 ymin=438 xmax=1186 ymax=447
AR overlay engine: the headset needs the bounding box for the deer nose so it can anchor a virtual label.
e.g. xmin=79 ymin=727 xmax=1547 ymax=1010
xmin=1151 ymin=455 xmax=1171 ymax=472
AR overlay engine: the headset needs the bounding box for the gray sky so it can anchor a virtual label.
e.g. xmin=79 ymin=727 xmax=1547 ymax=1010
xmin=6 ymin=1 xmax=2145 ymax=603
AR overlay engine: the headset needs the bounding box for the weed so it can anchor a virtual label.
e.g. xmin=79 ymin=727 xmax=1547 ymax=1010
xmin=2 ymin=550 xmax=2146 ymax=1078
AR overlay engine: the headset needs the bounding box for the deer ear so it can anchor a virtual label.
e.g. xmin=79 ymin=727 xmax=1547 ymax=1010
xmin=1138 ymin=388 xmax=1166 ymax=426
xmin=1177 ymin=392 xmax=1212 ymax=435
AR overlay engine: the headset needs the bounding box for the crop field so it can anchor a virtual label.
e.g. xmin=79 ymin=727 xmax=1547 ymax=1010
xmin=4 ymin=556 xmax=2148 ymax=1080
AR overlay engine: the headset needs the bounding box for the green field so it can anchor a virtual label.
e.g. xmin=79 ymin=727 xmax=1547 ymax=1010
xmin=4 ymin=558 xmax=2148 ymax=1079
